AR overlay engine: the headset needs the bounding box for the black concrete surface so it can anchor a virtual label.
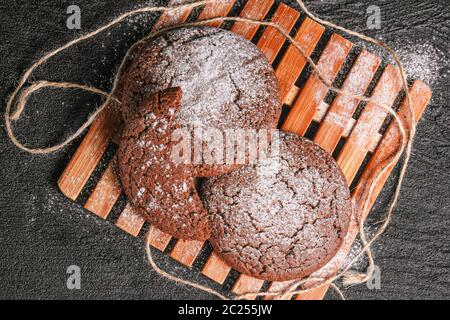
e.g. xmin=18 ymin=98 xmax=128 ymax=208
xmin=0 ymin=0 xmax=449 ymax=300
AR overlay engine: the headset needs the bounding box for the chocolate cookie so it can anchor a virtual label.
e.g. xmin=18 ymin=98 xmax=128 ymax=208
xmin=118 ymin=87 xmax=210 ymax=241
xmin=118 ymin=26 xmax=281 ymax=177
xmin=201 ymin=132 xmax=352 ymax=281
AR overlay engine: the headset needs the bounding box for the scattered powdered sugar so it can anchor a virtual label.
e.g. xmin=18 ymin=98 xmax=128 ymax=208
xmin=357 ymin=40 xmax=449 ymax=88
xmin=26 ymin=190 xmax=115 ymax=237
xmin=342 ymin=238 xmax=368 ymax=271
xmin=394 ymin=42 xmax=448 ymax=87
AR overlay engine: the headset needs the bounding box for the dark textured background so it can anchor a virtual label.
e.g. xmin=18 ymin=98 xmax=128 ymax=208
xmin=0 ymin=0 xmax=449 ymax=300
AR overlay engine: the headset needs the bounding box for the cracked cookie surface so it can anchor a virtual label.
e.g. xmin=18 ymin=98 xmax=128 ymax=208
xmin=118 ymin=26 xmax=281 ymax=177
xmin=118 ymin=87 xmax=210 ymax=241
xmin=201 ymin=132 xmax=352 ymax=281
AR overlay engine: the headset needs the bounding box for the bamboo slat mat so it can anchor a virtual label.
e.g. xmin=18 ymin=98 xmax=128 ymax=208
xmin=58 ymin=0 xmax=432 ymax=300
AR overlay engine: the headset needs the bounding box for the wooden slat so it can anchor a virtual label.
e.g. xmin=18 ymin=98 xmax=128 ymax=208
xmin=230 ymin=0 xmax=274 ymax=39
xmin=314 ymin=50 xmax=382 ymax=153
xmin=84 ymin=158 xmax=121 ymax=219
xmin=170 ymin=239 xmax=204 ymax=267
xmin=282 ymin=33 xmax=353 ymax=135
xmin=58 ymin=0 xmax=434 ymax=302
xmin=255 ymin=2 xmax=302 ymax=107
xmin=257 ymin=3 xmax=300 ymax=64
xmin=337 ymin=64 xmax=403 ymax=184
xmin=314 ymin=113 xmax=382 ymax=152
xmin=265 ymin=281 xmax=291 ymax=300
xmin=309 ymin=108 xmax=387 ymax=150
xmin=201 ymin=251 xmax=231 ymax=284
xmin=231 ymin=274 xmax=265 ymax=299
xmin=295 ymin=284 xmax=329 ymax=300
xmin=155 ymin=0 xmax=234 ymax=30
xmin=115 ymin=204 xmax=146 ymax=237
xmin=353 ymin=81 xmax=432 ymax=210
xmin=314 ymin=101 xmax=329 ymax=123
xmin=58 ymin=107 xmax=120 ymax=200
xmin=197 ymin=0 xmax=235 ymax=27
xmin=295 ymin=80 xmax=432 ymax=300
xmin=148 ymin=227 xmax=173 ymax=252
xmin=152 ymin=0 xmax=195 ymax=31
xmin=284 ymin=86 xmax=300 ymax=106
xmin=275 ymin=17 xmax=325 ymax=102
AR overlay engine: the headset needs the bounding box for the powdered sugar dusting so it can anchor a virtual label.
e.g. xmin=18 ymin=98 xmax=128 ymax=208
xmin=202 ymin=132 xmax=352 ymax=280
xmin=357 ymin=40 xmax=449 ymax=88
xmin=317 ymin=41 xmax=348 ymax=83
xmin=129 ymin=27 xmax=280 ymax=131
xmin=325 ymin=111 xmax=348 ymax=129
xmin=339 ymin=52 xmax=380 ymax=111
xmin=394 ymin=42 xmax=449 ymax=88
xmin=247 ymin=133 xmax=348 ymax=234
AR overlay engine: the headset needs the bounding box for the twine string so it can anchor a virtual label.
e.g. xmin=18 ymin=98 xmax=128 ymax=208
xmin=8 ymin=80 xmax=120 ymax=154
xmin=5 ymin=0 xmax=416 ymax=299
xmin=4 ymin=0 xmax=214 ymax=154
xmin=295 ymin=0 xmax=414 ymax=287
xmin=145 ymin=228 xmax=229 ymax=300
